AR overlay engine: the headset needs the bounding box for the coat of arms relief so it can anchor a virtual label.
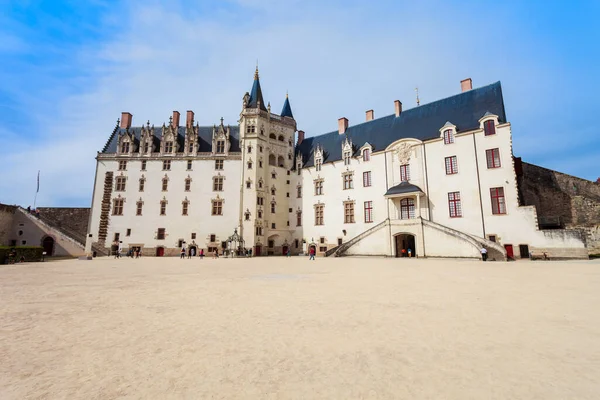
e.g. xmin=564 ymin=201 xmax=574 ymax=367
xmin=395 ymin=142 xmax=414 ymax=164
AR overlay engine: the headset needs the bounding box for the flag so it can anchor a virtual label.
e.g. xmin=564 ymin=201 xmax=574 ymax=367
xmin=36 ymin=171 xmax=40 ymax=193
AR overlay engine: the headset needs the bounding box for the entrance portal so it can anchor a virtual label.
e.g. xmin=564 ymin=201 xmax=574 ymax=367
xmin=156 ymin=247 xmax=165 ymax=257
xmin=42 ymin=236 xmax=54 ymax=256
xmin=282 ymin=245 xmax=289 ymax=256
xmin=255 ymin=245 xmax=262 ymax=257
xmin=395 ymin=234 xmax=416 ymax=257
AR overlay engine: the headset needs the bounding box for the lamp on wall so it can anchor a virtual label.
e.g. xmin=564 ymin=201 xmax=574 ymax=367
xmin=343 ymin=230 xmax=347 ymax=236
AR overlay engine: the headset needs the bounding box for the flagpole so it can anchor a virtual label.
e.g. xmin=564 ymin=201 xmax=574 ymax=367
xmin=34 ymin=170 xmax=40 ymax=210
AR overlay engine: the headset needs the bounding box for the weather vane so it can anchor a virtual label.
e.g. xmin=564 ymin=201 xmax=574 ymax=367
xmin=415 ymin=87 xmax=420 ymax=106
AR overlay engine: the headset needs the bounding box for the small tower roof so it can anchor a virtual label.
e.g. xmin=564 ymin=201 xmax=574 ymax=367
xmin=247 ymin=66 xmax=267 ymax=111
xmin=280 ymin=93 xmax=294 ymax=118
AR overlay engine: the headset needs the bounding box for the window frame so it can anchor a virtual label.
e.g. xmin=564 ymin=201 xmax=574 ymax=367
xmin=448 ymin=191 xmax=462 ymax=218
xmin=490 ymin=187 xmax=506 ymax=215
xmin=211 ymin=200 xmax=223 ymax=216
xmin=484 ymin=120 xmax=496 ymax=136
xmin=363 ymin=171 xmax=372 ymax=187
xmin=343 ymin=202 xmax=355 ymax=224
xmin=400 ymin=164 xmax=410 ymax=182
xmin=486 ymin=148 xmax=501 ymax=169
xmin=443 ymin=129 xmax=454 ymax=144
xmin=112 ymin=198 xmax=124 ymax=216
xmin=364 ymin=201 xmax=373 ymax=223
xmin=445 ymin=156 xmax=458 ymax=175
xmin=314 ymin=204 xmax=324 ymax=226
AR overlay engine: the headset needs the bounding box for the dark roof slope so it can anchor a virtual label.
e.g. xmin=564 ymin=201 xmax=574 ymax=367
xmin=247 ymin=70 xmax=267 ymax=111
xmin=385 ymin=182 xmax=423 ymax=196
xmin=297 ymin=81 xmax=506 ymax=167
xmin=280 ymin=96 xmax=293 ymax=118
xmin=102 ymin=125 xmax=240 ymax=154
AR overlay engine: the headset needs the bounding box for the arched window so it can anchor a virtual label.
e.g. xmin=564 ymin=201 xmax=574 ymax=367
xmin=269 ymin=154 xmax=276 ymax=166
xmin=278 ymin=135 xmax=284 ymax=142
xmin=277 ymin=156 xmax=285 ymax=167
xmin=269 ymin=133 xmax=276 ymax=139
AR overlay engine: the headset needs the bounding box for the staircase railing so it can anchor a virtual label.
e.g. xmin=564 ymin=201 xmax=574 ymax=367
xmin=331 ymin=218 xmax=390 ymax=257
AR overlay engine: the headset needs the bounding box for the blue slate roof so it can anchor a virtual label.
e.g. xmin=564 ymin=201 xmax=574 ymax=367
xmin=297 ymin=81 xmax=506 ymax=167
xmin=280 ymin=96 xmax=293 ymax=118
xmin=385 ymin=182 xmax=423 ymax=196
xmin=102 ymin=125 xmax=240 ymax=154
xmin=247 ymin=69 xmax=267 ymax=111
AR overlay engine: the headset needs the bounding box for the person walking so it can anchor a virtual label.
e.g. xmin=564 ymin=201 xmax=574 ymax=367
xmin=180 ymin=245 xmax=186 ymax=259
xmin=287 ymin=248 xmax=291 ymax=258
xmin=309 ymin=246 xmax=315 ymax=261
xmin=480 ymin=247 xmax=488 ymax=261
xmin=200 ymin=249 xmax=204 ymax=259
xmin=117 ymin=241 xmax=123 ymax=259
xmin=407 ymin=248 xmax=412 ymax=258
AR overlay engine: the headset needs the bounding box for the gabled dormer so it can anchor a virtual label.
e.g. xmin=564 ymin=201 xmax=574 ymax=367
xmin=117 ymin=128 xmax=135 ymax=156
xmin=360 ymin=142 xmax=373 ymax=161
xmin=314 ymin=144 xmax=323 ymax=172
xmin=440 ymin=121 xmax=457 ymax=145
xmin=160 ymin=118 xmax=177 ymax=156
xmin=341 ymin=136 xmax=353 ymax=166
xmin=139 ymin=121 xmax=154 ymax=156
xmin=212 ymin=118 xmax=231 ymax=156
xmin=479 ymin=111 xmax=499 ymax=136
xmin=185 ymin=122 xmax=199 ymax=156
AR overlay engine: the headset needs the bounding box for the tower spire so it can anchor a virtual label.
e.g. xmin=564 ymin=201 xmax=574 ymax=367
xmin=247 ymin=65 xmax=267 ymax=111
xmin=281 ymin=92 xmax=293 ymax=119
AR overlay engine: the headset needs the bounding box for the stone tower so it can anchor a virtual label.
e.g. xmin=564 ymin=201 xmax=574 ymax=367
xmin=239 ymin=67 xmax=297 ymax=255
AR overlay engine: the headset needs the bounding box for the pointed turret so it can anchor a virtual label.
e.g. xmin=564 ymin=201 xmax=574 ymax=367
xmin=247 ymin=66 xmax=267 ymax=111
xmin=280 ymin=92 xmax=294 ymax=119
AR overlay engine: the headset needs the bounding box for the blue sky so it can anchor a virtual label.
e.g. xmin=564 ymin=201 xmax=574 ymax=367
xmin=0 ymin=0 xmax=599 ymax=207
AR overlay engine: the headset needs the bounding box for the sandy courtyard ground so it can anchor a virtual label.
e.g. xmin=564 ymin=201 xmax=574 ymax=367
xmin=1 ymin=256 xmax=599 ymax=399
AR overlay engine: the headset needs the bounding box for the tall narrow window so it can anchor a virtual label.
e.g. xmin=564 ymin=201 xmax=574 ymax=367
xmin=141 ymin=160 xmax=146 ymax=171
xmin=115 ymin=176 xmax=126 ymax=192
xmin=315 ymin=159 xmax=322 ymax=172
xmin=162 ymin=160 xmax=171 ymax=171
xmin=143 ymin=142 xmax=149 ymax=154
xmin=271 ymin=203 xmax=276 ymax=213
xmin=182 ymin=201 xmax=189 ymax=216
xmin=484 ymin=120 xmax=496 ymax=136
xmin=343 ymin=151 xmax=351 ymax=166
xmin=157 ymin=228 xmax=166 ymax=240
xmin=164 ymin=141 xmax=173 ymax=153
xmin=188 ymin=143 xmax=194 ymax=153
xmin=184 ymin=178 xmax=191 ymax=191
xmin=490 ymin=187 xmax=506 ymax=214
xmin=445 ymin=156 xmax=458 ymax=175
xmin=363 ymin=171 xmax=372 ymax=187
xmin=247 ymin=145 xmax=252 ymax=153
xmin=443 ymin=129 xmax=454 ymax=144
xmin=212 ymin=200 xmax=223 ymax=215
xmin=344 ymin=202 xmax=355 ymax=223
xmin=343 ymin=173 xmax=353 ymax=190
xmin=112 ymin=198 xmax=124 ymax=216
xmin=162 ymin=177 xmax=168 ymax=191
xmin=297 ymin=186 xmax=302 ymax=198
xmin=314 ymin=180 xmax=324 ymax=195
xmin=215 ymin=160 xmax=224 ymax=170
xmin=257 ymin=196 xmax=264 ymax=206
xmin=136 ymin=201 xmax=143 ymax=216
xmin=400 ymin=198 xmax=415 ymax=219
xmin=315 ymin=204 xmax=324 ymax=226
xmin=297 ymin=211 xmax=302 ymax=227
xmin=139 ymin=178 xmax=145 ymax=192
xmin=187 ymin=160 xmax=193 ymax=170
xmin=160 ymin=200 xmax=167 ymax=216
xmin=216 ymin=140 xmax=225 ymax=153
xmin=486 ymin=148 xmax=501 ymax=169
xmin=120 ymin=142 xmax=130 ymax=153
xmin=448 ymin=192 xmax=462 ymax=217
xmin=400 ymin=164 xmax=410 ymax=182
xmin=363 ymin=149 xmax=370 ymax=162
xmin=255 ymin=226 xmax=263 ymax=236
xmin=118 ymin=161 xmax=127 ymax=171
xmin=213 ymin=176 xmax=223 ymax=191
xmin=364 ymin=201 xmax=373 ymax=223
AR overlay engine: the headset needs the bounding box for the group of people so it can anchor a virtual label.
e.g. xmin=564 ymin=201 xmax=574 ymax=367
xmin=179 ymin=245 xmax=205 ymax=259
xmin=25 ymin=206 xmax=40 ymax=218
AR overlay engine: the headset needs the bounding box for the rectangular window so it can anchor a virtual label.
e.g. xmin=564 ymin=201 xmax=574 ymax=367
xmin=255 ymin=227 xmax=263 ymax=236
xmin=187 ymin=160 xmax=192 ymax=170
xmin=295 ymin=239 xmax=299 ymax=248
xmin=184 ymin=178 xmax=191 ymax=192
xmin=191 ymin=233 xmax=196 ymax=240
xmin=115 ymin=176 xmax=126 ymax=191
xmin=141 ymin=160 xmax=146 ymax=171
xmin=216 ymin=140 xmax=225 ymax=153
xmin=297 ymin=212 xmax=302 ymax=227
xmin=188 ymin=143 xmax=194 ymax=153
xmin=268 ymin=240 xmax=274 ymax=248
xmin=143 ymin=142 xmax=149 ymax=154
xmin=484 ymin=120 xmax=496 ymax=136
xmin=490 ymin=187 xmax=506 ymax=214
xmin=363 ymin=171 xmax=372 ymax=187
xmin=363 ymin=149 xmax=370 ymax=161
xmin=364 ymin=201 xmax=373 ymax=223
xmin=343 ymin=174 xmax=353 ymax=190
xmin=210 ymin=234 xmax=216 ymax=242
xmin=271 ymin=223 xmax=276 ymax=229
xmin=400 ymin=198 xmax=415 ymax=220
xmin=139 ymin=179 xmax=145 ymax=192
xmin=165 ymin=141 xmax=173 ymax=153
xmin=315 ymin=159 xmax=322 ymax=172
xmin=257 ymin=196 xmax=264 ymax=206
xmin=271 ymin=203 xmax=276 ymax=213
xmin=400 ymin=164 xmax=410 ymax=181
xmin=343 ymin=151 xmax=351 ymax=166
xmin=162 ymin=178 xmax=168 ymax=192
xmin=157 ymin=228 xmax=165 ymax=240
xmin=212 ymin=200 xmax=223 ymax=215
xmin=319 ymin=246 xmax=327 ymax=252
xmin=213 ymin=177 xmax=223 ymax=191
xmin=443 ymin=129 xmax=454 ymax=144
xmin=126 ymin=228 xmax=131 ymax=236
xmin=445 ymin=156 xmax=458 ymax=175
xmin=314 ymin=180 xmax=323 ymax=196
xmin=112 ymin=198 xmax=124 ymax=215
xmin=182 ymin=202 xmax=189 ymax=216
xmin=448 ymin=192 xmax=462 ymax=217
xmin=136 ymin=201 xmax=143 ymax=216
xmin=215 ymin=160 xmax=224 ymax=170
xmin=315 ymin=204 xmax=324 ymax=226
xmin=118 ymin=160 xmax=127 ymax=171
xmin=320 ymin=237 xmax=325 ymax=244
xmin=486 ymin=148 xmax=501 ymax=169
xmin=344 ymin=202 xmax=355 ymax=223
xmin=297 ymin=186 xmax=302 ymax=198
xmin=160 ymin=201 xmax=167 ymax=216
xmin=113 ymin=233 xmax=120 ymax=242
xmin=162 ymin=160 xmax=171 ymax=170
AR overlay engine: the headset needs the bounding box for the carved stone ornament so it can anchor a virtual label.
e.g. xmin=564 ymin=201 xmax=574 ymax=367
xmin=396 ymin=142 xmax=413 ymax=164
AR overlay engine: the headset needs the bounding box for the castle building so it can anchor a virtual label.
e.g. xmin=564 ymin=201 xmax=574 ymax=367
xmin=86 ymin=70 xmax=589 ymax=259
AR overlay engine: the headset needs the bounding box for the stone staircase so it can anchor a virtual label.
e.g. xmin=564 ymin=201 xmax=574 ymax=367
xmin=421 ymin=219 xmax=506 ymax=261
xmin=328 ymin=219 xmax=390 ymax=257
xmin=17 ymin=208 xmax=85 ymax=253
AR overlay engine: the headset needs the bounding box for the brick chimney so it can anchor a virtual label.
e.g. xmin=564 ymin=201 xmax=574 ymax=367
xmin=120 ymin=112 xmax=132 ymax=129
xmin=394 ymin=100 xmax=402 ymax=117
xmin=338 ymin=117 xmax=348 ymax=134
xmin=172 ymin=111 xmax=180 ymax=128
xmin=297 ymin=130 xmax=305 ymax=145
xmin=186 ymin=110 xmax=194 ymax=127
xmin=461 ymin=78 xmax=472 ymax=92
xmin=366 ymin=110 xmax=374 ymax=121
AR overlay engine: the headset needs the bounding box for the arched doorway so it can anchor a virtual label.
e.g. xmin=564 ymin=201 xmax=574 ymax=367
xmin=308 ymin=244 xmax=317 ymax=254
xmin=42 ymin=236 xmax=55 ymax=256
xmin=394 ymin=233 xmax=416 ymax=257
xmin=282 ymin=245 xmax=289 ymax=256
xmin=188 ymin=245 xmax=197 ymax=257
xmin=156 ymin=247 xmax=165 ymax=257
xmin=255 ymin=245 xmax=262 ymax=257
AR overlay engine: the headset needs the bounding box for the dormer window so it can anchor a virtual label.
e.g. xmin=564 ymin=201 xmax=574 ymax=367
xmin=363 ymin=149 xmax=370 ymax=162
xmin=484 ymin=120 xmax=496 ymax=136
xmin=143 ymin=142 xmax=149 ymax=154
xmin=315 ymin=158 xmax=322 ymax=172
xmin=120 ymin=142 xmax=130 ymax=153
xmin=164 ymin=141 xmax=173 ymax=153
xmin=343 ymin=151 xmax=351 ymax=166
xmin=216 ymin=140 xmax=225 ymax=153
xmin=443 ymin=129 xmax=454 ymax=144
xmin=188 ymin=143 xmax=194 ymax=153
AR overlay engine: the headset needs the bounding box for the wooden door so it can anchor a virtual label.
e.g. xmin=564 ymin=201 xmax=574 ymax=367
xmin=156 ymin=247 xmax=164 ymax=257
xmin=282 ymin=246 xmax=288 ymax=255
xmin=255 ymin=246 xmax=261 ymax=257
xmin=504 ymin=244 xmax=514 ymax=260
